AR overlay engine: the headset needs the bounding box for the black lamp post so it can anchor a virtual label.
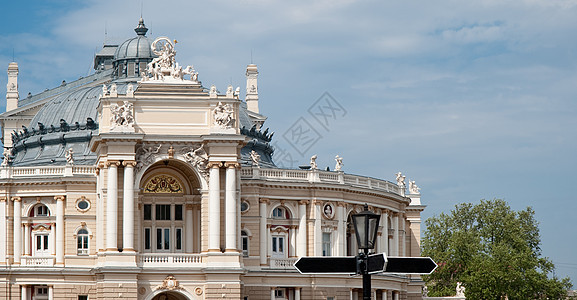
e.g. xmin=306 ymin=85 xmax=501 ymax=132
xmin=352 ymin=204 xmax=381 ymax=300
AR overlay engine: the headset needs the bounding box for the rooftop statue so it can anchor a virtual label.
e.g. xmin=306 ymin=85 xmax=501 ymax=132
xmin=143 ymin=37 xmax=198 ymax=82
xmin=396 ymin=172 xmax=406 ymax=190
xmin=409 ymin=180 xmax=421 ymax=194
xmin=334 ymin=155 xmax=343 ymax=171
xmin=310 ymin=155 xmax=318 ymax=170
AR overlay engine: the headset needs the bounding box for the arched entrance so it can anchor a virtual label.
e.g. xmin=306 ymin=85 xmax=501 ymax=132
xmin=152 ymin=291 xmax=189 ymax=300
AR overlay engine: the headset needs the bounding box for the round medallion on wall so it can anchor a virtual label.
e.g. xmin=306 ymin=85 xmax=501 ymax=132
xmin=240 ymin=201 xmax=250 ymax=213
xmin=194 ymin=287 xmax=203 ymax=295
xmin=322 ymin=203 xmax=335 ymax=219
xmin=75 ymin=197 xmax=91 ymax=212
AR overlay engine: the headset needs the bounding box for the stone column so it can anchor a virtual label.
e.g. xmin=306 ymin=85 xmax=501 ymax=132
xmin=95 ymin=165 xmax=104 ymax=252
xmin=290 ymin=225 xmax=297 ymax=256
xmin=49 ymin=286 xmax=54 ymax=300
xmin=270 ymin=288 xmax=275 ymax=300
xmin=20 ymin=285 xmax=27 ymax=300
xmin=393 ymin=212 xmax=399 ymax=256
xmin=259 ymin=198 xmax=269 ymax=265
xmin=382 ymin=210 xmax=389 ymax=255
xmin=382 ymin=289 xmax=388 ymax=300
xmin=336 ymin=202 xmax=345 ymax=256
xmin=0 ymin=197 xmax=6 ymax=264
xmin=50 ymin=222 xmax=56 ymax=256
xmin=297 ymin=200 xmax=308 ymax=257
xmin=13 ymin=196 xmax=22 ymax=264
xmin=294 ymin=287 xmax=301 ymax=300
xmin=23 ymin=223 xmax=30 ymax=256
xmin=185 ymin=204 xmax=194 ymax=253
xmin=123 ymin=161 xmax=136 ymax=251
xmin=224 ymin=162 xmax=238 ymax=252
xmin=208 ymin=162 xmax=221 ymax=252
xmin=106 ymin=161 xmax=120 ymax=251
xmin=313 ymin=200 xmax=322 ymax=256
xmin=401 ymin=213 xmax=406 ymax=256
xmin=55 ymin=195 xmax=65 ymax=265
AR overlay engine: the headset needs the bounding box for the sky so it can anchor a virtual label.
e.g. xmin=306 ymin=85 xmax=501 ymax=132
xmin=1 ymin=0 xmax=576 ymax=285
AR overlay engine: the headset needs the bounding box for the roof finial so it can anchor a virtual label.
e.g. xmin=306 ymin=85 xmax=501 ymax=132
xmin=134 ymin=17 xmax=148 ymax=36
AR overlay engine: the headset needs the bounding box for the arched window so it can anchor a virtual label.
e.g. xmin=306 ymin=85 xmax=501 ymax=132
xmin=32 ymin=204 xmax=50 ymax=217
xmin=77 ymin=229 xmax=89 ymax=255
xmin=272 ymin=207 xmax=287 ymax=219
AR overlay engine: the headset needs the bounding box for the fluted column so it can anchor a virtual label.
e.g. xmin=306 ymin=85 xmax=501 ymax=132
xmin=0 ymin=197 xmax=6 ymax=264
xmin=393 ymin=212 xmax=399 ymax=256
xmin=208 ymin=162 xmax=221 ymax=252
xmin=123 ymin=161 xmax=136 ymax=251
xmin=382 ymin=289 xmax=388 ymax=300
xmin=382 ymin=210 xmax=389 ymax=255
xmin=106 ymin=161 xmax=120 ymax=251
xmin=297 ymin=200 xmax=308 ymax=257
xmin=259 ymin=198 xmax=269 ymax=265
xmin=224 ymin=162 xmax=238 ymax=252
xmin=295 ymin=287 xmax=301 ymax=300
xmin=336 ymin=203 xmax=346 ymax=256
xmin=13 ymin=197 xmax=22 ymax=264
xmin=55 ymin=195 xmax=65 ymax=265
xmin=186 ymin=204 xmax=194 ymax=253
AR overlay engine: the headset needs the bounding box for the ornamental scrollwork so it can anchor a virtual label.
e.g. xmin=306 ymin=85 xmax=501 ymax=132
xmin=143 ymin=175 xmax=183 ymax=193
xmin=135 ymin=144 xmax=162 ymax=172
xmin=181 ymin=144 xmax=209 ymax=181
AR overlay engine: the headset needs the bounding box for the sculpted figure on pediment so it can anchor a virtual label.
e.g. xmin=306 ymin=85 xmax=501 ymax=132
xmin=182 ymin=145 xmax=209 ymax=180
xmin=135 ymin=144 xmax=162 ymax=172
xmin=213 ymin=102 xmax=234 ymax=129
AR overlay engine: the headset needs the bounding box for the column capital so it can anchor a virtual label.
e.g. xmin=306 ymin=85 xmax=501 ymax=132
xmin=122 ymin=160 xmax=137 ymax=167
xmin=224 ymin=161 xmax=240 ymax=169
xmin=185 ymin=204 xmax=194 ymax=210
xmin=54 ymin=195 xmax=66 ymax=202
xmin=298 ymin=200 xmax=309 ymax=205
xmin=98 ymin=162 xmax=105 ymax=169
xmin=207 ymin=161 xmax=223 ymax=168
xmin=11 ymin=196 xmax=21 ymax=202
xmin=336 ymin=201 xmax=346 ymax=207
xmin=0 ymin=196 xmax=7 ymax=202
xmin=311 ymin=199 xmax=322 ymax=206
xmin=259 ymin=198 xmax=270 ymax=204
xmin=106 ymin=160 xmax=121 ymax=167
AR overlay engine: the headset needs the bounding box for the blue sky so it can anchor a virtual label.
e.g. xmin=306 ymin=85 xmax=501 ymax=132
xmin=1 ymin=0 xmax=576 ymax=285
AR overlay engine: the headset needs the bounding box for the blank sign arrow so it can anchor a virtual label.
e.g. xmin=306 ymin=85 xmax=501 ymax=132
xmin=384 ymin=257 xmax=437 ymax=274
xmin=294 ymin=256 xmax=357 ymax=274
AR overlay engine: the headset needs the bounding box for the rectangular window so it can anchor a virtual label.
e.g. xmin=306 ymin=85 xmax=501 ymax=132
xmin=322 ymin=232 xmax=331 ymax=256
xmin=272 ymin=237 xmax=277 ymax=252
xmin=156 ymin=228 xmax=170 ymax=250
xmin=156 ymin=204 xmax=171 ymax=220
xmin=144 ymin=228 xmax=151 ymax=250
xmin=274 ymin=289 xmax=284 ymax=298
xmin=176 ymin=228 xmax=182 ymax=250
xmin=242 ymin=234 xmax=249 ymax=257
xmin=43 ymin=235 xmax=49 ymax=250
xmin=175 ymin=204 xmax=183 ymax=220
xmin=36 ymin=235 xmax=42 ymax=250
xmin=144 ymin=204 xmax=152 ymax=220
xmin=78 ymin=296 xmax=88 ymax=300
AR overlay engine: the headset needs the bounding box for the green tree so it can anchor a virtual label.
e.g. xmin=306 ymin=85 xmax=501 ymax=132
xmin=422 ymin=199 xmax=572 ymax=299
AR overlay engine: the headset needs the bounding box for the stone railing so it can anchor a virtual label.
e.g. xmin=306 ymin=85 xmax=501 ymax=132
xmin=138 ymin=253 xmax=203 ymax=267
xmin=268 ymin=258 xmax=298 ymax=270
xmin=1 ymin=165 xmax=96 ymax=179
xmin=21 ymin=256 xmax=55 ymax=267
xmin=241 ymin=167 xmax=401 ymax=195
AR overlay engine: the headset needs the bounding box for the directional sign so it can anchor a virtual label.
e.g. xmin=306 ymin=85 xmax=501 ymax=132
xmin=367 ymin=253 xmax=387 ymax=274
xmin=294 ymin=254 xmax=436 ymax=275
xmin=294 ymin=256 xmax=357 ymax=274
xmin=384 ymin=257 xmax=437 ymax=274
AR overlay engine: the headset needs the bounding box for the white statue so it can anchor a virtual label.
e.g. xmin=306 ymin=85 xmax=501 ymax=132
xmin=250 ymin=150 xmax=260 ymax=167
xmin=226 ymin=85 xmax=234 ymax=97
xmin=110 ymin=101 xmax=134 ymax=128
xmin=334 ymin=155 xmax=343 ymax=171
xmin=65 ymin=148 xmax=74 ymax=165
xmin=126 ymin=83 xmax=134 ymax=96
xmin=102 ymin=84 xmax=108 ymax=96
xmin=183 ymin=145 xmax=209 ymax=179
xmin=422 ymin=285 xmax=428 ymax=297
xmin=1 ymin=148 xmax=12 ymax=166
xmin=135 ymin=144 xmax=162 ymax=172
xmin=310 ymin=155 xmax=318 ymax=170
xmin=396 ymin=172 xmax=406 ymax=190
xmin=213 ymin=102 xmax=234 ymax=129
xmin=409 ymin=180 xmax=420 ymax=194
xmin=456 ymin=282 xmax=465 ymax=297
xmin=209 ymin=85 xmax=217 ymax=98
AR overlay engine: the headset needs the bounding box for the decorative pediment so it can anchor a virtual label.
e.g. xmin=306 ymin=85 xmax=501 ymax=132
xmin=143 ymin=174 xmax=183 ymax=194
xmin=154 ymin=275 xmax=183 ymax=291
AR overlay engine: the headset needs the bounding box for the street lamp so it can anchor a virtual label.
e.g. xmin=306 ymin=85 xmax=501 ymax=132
xmin=352 ymin=204 xmax=381 ymax=300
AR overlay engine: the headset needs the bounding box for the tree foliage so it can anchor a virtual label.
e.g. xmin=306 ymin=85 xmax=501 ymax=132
xmin=422 ymin=199 xmax=572 ymax=299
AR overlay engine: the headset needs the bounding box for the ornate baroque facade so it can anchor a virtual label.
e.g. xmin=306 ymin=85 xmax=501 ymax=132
xmin=0 ymin=20 xmax=426 ymax=300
